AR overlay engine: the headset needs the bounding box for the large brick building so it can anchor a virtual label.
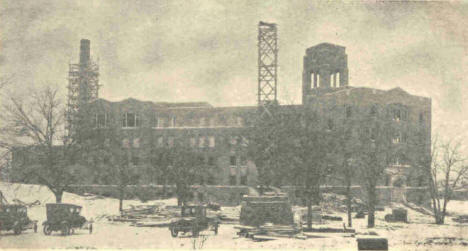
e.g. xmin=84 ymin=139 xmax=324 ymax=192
xmin=10 ymin=41 xmax=431 ymax=188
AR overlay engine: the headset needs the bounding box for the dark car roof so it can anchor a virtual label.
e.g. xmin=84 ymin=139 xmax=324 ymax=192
xmin=46 ymin=203 xmax=82 ymax=209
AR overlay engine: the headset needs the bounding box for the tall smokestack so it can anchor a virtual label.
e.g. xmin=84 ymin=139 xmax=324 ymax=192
xmin=79 ymin=39 xmax=90 ymax=65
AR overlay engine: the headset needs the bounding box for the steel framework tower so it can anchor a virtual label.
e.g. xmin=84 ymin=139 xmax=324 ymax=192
xmin=258 ymin=21 xmax=278 ymax=116
xmin=66 ymin=39 xmax=100 ymax=137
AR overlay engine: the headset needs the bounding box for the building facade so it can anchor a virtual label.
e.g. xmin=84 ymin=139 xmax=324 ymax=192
xmin=9 ymin=41 xmax=431 ymax=188
xmin=85 ymin=98 xmax=260 ymax=186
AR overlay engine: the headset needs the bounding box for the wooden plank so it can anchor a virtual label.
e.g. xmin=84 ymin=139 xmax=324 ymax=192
xmin=234 ymin=225 xmax=257 ymax=230
xmin=253 ymin=235 xmax=280 ymax=241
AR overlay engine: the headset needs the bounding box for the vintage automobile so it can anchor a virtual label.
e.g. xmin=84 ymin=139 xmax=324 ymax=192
xmin=169 ymin=204 xmax=219 ymax=237
xmin=42 ymin=203 xmax=93 ymax=236
xmin=0 ymin=204 xmax=38 ymax=235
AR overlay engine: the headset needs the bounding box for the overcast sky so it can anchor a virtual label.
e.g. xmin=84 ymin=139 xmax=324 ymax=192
xmin=1 ymin=0 xmax=467 ymax=139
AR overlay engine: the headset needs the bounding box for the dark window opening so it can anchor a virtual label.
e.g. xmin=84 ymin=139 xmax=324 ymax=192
xmin=370 ymin=105 xmax=377 ymax=116
xmin=207 ymin=175 xmax=216 ymax=185
xmin=345 ymin=129 xmax=352 ymax=140
xmin=346 ymin=106 xmax=352 ymax=118
xmin=198 ymin=192 xmax=204 ymax=201
xmin=327 ymin=119 xmax=334 ymax=130
xmin=240 ymin=156 xmax=247 ymax=166
xmin=198 ymin=156 xmax=204 ymax=165
xmin=103 ymin=156 xmax=110 ymax=165
xmin=219 ymin=115 xmax=227 ymax=126
xmin=208 ymin=156 xmax=215 ymax=166
xmin=230 ymin=156 xmax=236 ymax=166
xmin=229 ymin=175 xmax=236 ymax=185
xmin=394 ymin=109 xmax=401 ymax=121
xmin=96 ymin=113 xmax=107 ymax=128
xmin=122 ymin=112 xmax=140 ymax=128
xmin=240 ymin=175 xmax=247 ymax=185
xmin=392 ymin=108 xmax=408 ymax=122
xmin=132 ymin=156 xmax=139 ymax=166
xmin=370 ymin=128 xmax=376 ymax=140
xmin=127 ymin=113 xmax=135 ymax=127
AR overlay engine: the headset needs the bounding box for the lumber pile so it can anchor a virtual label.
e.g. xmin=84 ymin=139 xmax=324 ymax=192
xmin=303 ymin=226 xmax=355 ymax=233
xmin=11 ymin=198 xmax=41 ymax=207
xmin=236 ymin=223 xmax=300 ymax=240
xmin=236 ymin=223 xmax=357 ymax=241
xmin=452 ymin=215 xmax=468 ymax=223
xmin=258 ymin=223 xmax=299 ymax=237
xmin=321 ymin=215 xmax=343 ymax=221
xmin=219 ymin=206 xmax=240 ymax=223
xmin=403 ymin=201 xmax=433 ymax=216
xmin=107 ymin=203 xmax=173 ymax=225
xmin=108 ymin=203 xmax=221 ymax=227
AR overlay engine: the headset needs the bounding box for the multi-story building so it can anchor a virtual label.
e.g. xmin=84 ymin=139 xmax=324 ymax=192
xmin=9 ymin=41 xmax=431 ymax=188
xmin=302 ymin=43 xmax=431 ymax=187
xmin=86 ymin=98 xmax=260 ymax=186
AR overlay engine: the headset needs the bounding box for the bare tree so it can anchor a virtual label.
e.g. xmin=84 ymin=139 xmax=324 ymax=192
xmin=248 ymin=106 xmax=335 ymax=229
xmin=246 ymin=106 xmax=285 ymax=194
xmin=426 ymin=138 xmax=467 ymax=224
xmin=0 ymin=86 xmax=81 ymax=202
xmin=165 ymin=143 xmax=209 ymax=206
xmin=79 ymin=124 xmax=141 ymax=211
xmin=330 ymin=127 xmax=356 ymax=227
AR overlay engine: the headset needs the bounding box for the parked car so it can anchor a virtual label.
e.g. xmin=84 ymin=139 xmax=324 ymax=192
xmin=0 ymin=204 xmax=37 ymax=235
xmin=42 ymin=203 xmax=92 ymax=236
xmin=169 ymin=204 xmax=219 ymax=237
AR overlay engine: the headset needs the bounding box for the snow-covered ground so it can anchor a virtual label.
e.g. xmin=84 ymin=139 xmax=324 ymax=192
xmin=0 ymin=182 xmax=467 ymax=250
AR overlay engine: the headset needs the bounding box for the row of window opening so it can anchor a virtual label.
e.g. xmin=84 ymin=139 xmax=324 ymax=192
xmin=94 ymin=112 xmax=245 ymax=129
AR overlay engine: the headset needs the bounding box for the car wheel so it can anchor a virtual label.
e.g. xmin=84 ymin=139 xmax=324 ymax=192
xmin=170 ymin=227 xmax=178 ymax=237
xmin=61 ymin=223 xmax=70 ymax=236
xmin=43 ymin=224 xmax=52 ymax=235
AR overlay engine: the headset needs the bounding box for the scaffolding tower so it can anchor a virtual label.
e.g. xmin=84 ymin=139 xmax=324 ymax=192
xmin=258 ymin=21 xmax=278 ymax=116
xmin=66 ymin=39 xmax=100 ymax=137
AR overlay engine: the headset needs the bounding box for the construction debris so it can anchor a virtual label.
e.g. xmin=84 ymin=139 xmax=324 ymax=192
xmin=303 ymin=227 xmax=356 ymax=233
xmin=321 ymin=193 xmax=366 ymax=213
xmin=355 ymin=211 xmax=366 ymax=218
xmin=219 ymin=206 xmax=240 ymax=223
xmin=322 ymin=215 xmax=343 ymax=221
xmin=107 ymin=203 xmax=223 ymax=228
xmin=417 ymin=237 xmax=468 ymax=246
xmin=403 ymin=202 xmax=433 ymax=216
xmin=107 ymin=203 xmax=174 ymax=225
xmin=11 ymin=198 xmax=41 ymax=207
xmin=236 ymin=223 xmax=300 ymax=240
xmin=452 ymin=215 xmax=468 ymax=223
